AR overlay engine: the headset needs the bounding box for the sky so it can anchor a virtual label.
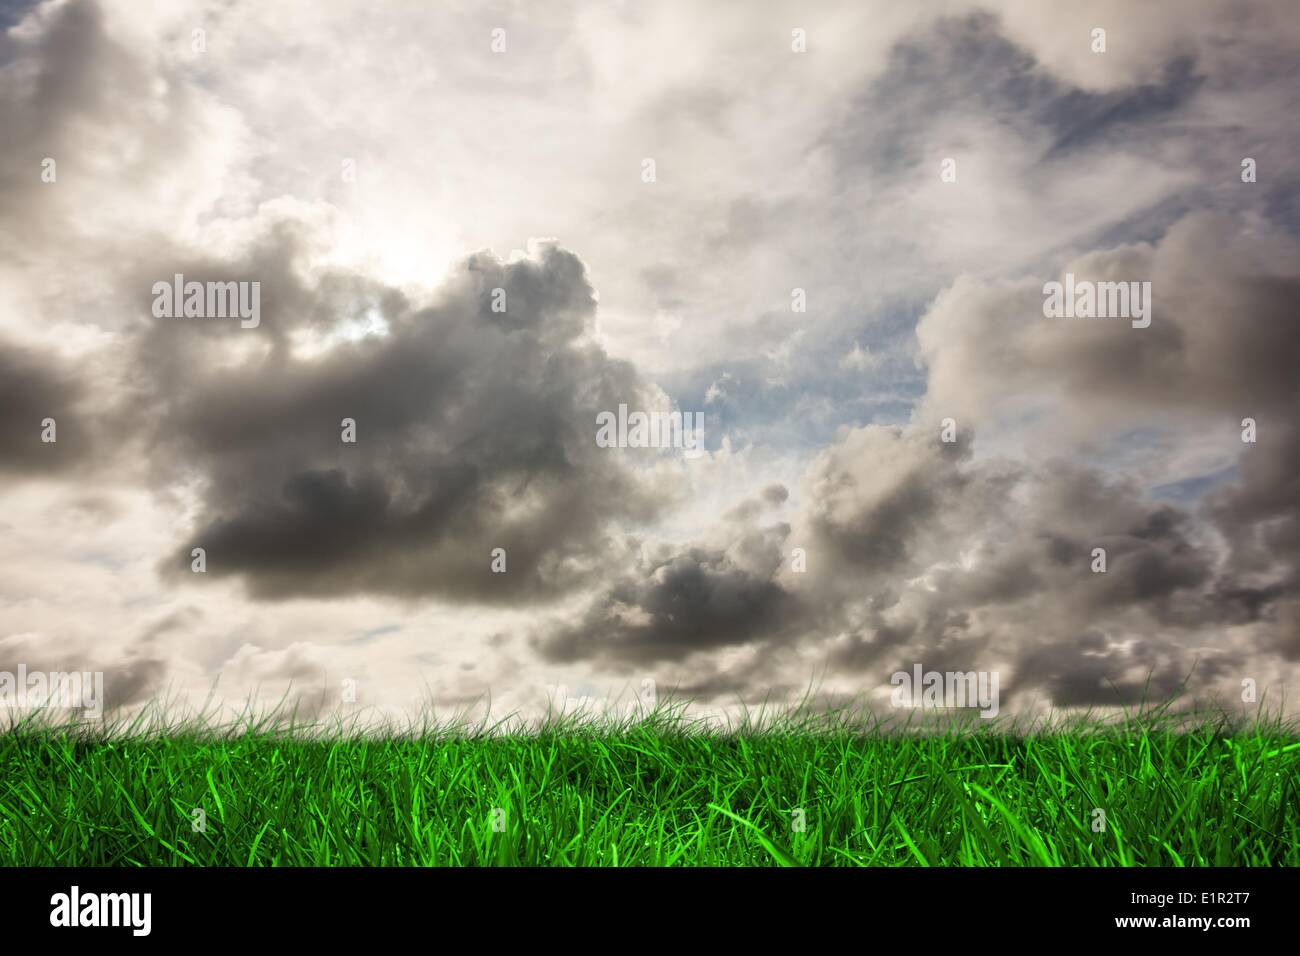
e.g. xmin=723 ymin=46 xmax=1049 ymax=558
xmin=1 ymin=0 xmax=1298 ymax=726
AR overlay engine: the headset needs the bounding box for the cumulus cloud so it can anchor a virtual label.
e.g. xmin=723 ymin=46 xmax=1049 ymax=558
xmin=134 ymin=239 xmax=678 ymax=603
xmin=534 ymin=210 xmax=1299 ymax=712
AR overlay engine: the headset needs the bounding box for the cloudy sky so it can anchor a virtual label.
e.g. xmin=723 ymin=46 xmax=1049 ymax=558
xmin=2 ymin=0 xmax=1298 ymax=724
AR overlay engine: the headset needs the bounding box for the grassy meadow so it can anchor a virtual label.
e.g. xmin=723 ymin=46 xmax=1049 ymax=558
xmin=1 ymin=704 xmax=1297 ymax=866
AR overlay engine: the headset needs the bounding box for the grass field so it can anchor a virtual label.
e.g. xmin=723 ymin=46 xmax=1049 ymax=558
xmin=1 ymin=706 xmax=1297 ymax=866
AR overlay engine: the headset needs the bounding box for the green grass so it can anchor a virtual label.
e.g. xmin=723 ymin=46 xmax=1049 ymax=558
xmin=1 ymin=704 xmax=1297 ymax=866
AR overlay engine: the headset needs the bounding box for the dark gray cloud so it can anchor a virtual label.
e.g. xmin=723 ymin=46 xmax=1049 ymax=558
xmin=535 ymin=539 xmax=804 ymax=667
xmin=134 ymin=239 xmax=675 ymax=602
xmin=0 ymin=340 xmax=90 ymax=474
xmin=1010 ymin=633 xmax=1203 ymax=709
